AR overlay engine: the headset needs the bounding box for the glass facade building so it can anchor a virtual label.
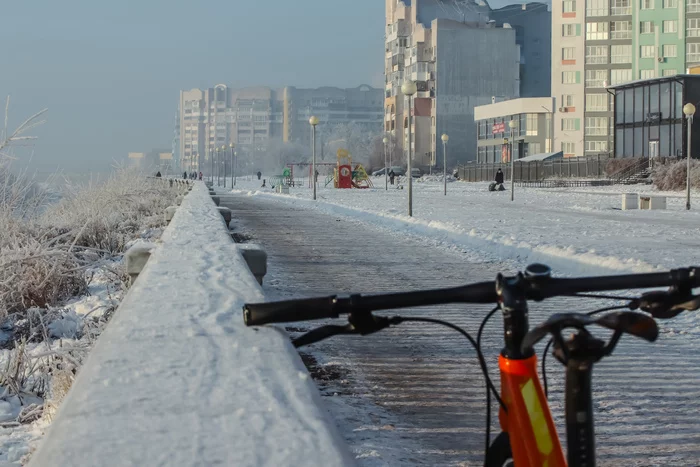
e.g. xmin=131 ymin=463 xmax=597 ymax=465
xmin=610 ymin=75 xmax=700 ymax=159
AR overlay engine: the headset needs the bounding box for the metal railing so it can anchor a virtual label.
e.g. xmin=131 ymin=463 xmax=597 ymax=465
xmin=456 ymin=155 xmax=612 ymax=183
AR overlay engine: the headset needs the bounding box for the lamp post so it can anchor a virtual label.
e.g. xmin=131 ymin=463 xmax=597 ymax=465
xmin=383 ymin=136 xmax=389 ymax=190
xmin=216 ymin=147 xmax=221 ymax=186
xmin=210 ymin=148 xmax=214 ymax=184
xmin=684 ymin=103 xmax=695 ymax=210
xmin=230 ymin=143 xmax=235 ymax=187
xmin=441 ymin=134 xmax=449 ymax=196
xmin=309 ymin=116 xmax=319 ymax=200
xmin=402 ymin=80 xmax=417 ymax=217
xmin=220 ymin=145 xmax=227 ymax=187
xmin=508 ymin=120 xmax=517 ymax=201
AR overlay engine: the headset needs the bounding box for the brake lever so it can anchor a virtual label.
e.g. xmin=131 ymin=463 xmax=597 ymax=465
xmin=292 ymin=324 xmax=355 ymax=348
xmin=633 ymin=290 xmax=700 ymax=319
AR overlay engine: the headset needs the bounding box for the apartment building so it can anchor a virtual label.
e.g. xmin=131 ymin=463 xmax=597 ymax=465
xmin=385 ymin=0 xmax=549 ymax=167
xmin=177 ymin=85 xmax=382 ymax=172
xmin=552 ymin=0 xmax=700 ymax=158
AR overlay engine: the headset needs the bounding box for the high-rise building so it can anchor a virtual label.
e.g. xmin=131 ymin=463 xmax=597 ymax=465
xmin=552 ymin=0 xmax=700 ymax=158
xmin=385 ymin=0 xmax=549 ymax=166
xmin=177 ymin=85 xmax=383 ymax=172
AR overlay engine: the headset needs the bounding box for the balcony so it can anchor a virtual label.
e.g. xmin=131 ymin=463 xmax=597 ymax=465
xmin=610 ymin=6 xmax=632 ymax=15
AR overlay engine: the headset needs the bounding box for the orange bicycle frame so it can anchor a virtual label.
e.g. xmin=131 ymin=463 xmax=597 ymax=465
xmin=498 ymin=353 xmax=566 ymax=467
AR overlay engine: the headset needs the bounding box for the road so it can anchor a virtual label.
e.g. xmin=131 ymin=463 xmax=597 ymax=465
xmin=223 ymin=193 xmax=700 ymax=466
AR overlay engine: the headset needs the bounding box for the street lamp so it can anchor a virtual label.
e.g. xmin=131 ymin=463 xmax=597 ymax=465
xmin=383 ymin=136 xmax=389 ymax=190
xmin=230 ymin=143 xmax=235 ymax=187
xmin=508 ymin=120 xmax=517 ymax=201
xmin=441 ymin=134 xmax=449 ymax=196
xmin=402 ymin=80 xmax=417 ymax=217
xmin=309 ymin=116 xmax=320 ymax=200
xmin=220 ymin=145 xmax=227 ymax=187
xmin=684 ymin=103 xmax=695 ymax=210
xmin=210 ymin=148 xmax=214 ymax=184
xmin=216 ymin=147 xmax=221 ymax=186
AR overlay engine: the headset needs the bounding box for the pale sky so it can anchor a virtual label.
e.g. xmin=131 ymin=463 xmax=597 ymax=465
xmin=1 ymin=0 xmax=386 ymax=174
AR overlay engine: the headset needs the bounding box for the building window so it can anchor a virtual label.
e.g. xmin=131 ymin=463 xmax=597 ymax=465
xmin=688 ymin=18 xmax=700 ymax=37
xmin=586 ymin=93 xmax=609 ymax=111
xmin=689 ymin=0 xmax=700 ymax=12
xmin=585 ymin=117 xmax=609 ymax=136
xmin=663 ymin=44 xmax=677 ymax=57
xmin=585 ymin=141 xmax=609 ymax=152
xmin=687 ymin=43 xmax=700 ymax=62
xmin=586 ymin=0 xmax=609 ymax=15
xmin=562 ymin=24 xmax=577 ymax=36
xmin=527 ymin=114 xmax=539 ymax=135
xmin=612 ymin=0 xmax=632 ymax=13
xmin=663 ymin=20 xmax=678 ymax=33
xmin=562 ymin=94 xmax=575 ymax=107
xmin=640 ymin=0 xmax=653 ymax=8
xmin=562 ymin=47 xmax=576 ymax=60
xmin=586 ymin=45 xmax=609 ymax=64
xmin=640 ymin=69 xmax=656 ymax=79
xmin=564 ymin=0 xmax=577 ymax=12
xmin=586 ymin=22 xmax=609 ymax=40
xmin=611 ymin=21 xmax=633 ymax=39
xmin=586 ymin=69 xmax=608 ymax=87
xmin=663 ymin=69 xmax=678 ymax=76
xmin=611 ymin=44 xmax=632 ymax=63
xmin=562 ymin=142 xmax=576 ymax=155
xmin=640 ymin=45 xmax=656 ymax=58
xmin=562 ymin=118 xmax=578 ymax=131
xmin=663 ymin=0 xmax=677 ymax=6
xmin=562 ymin=71 xmax=578 ymax=83
xmin=640 ymin=21 xmax=654 ymax=34
xmin=610 ymin=69 xmax=633 ymax=85
xmin=530 ymin=143 xmax=541 ymax=155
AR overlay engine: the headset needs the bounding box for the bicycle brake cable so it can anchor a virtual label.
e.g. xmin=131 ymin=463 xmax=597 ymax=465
xmin=477 ymin=306 xmax=502 ymax=463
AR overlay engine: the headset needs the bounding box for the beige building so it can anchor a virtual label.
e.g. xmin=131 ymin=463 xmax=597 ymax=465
xmin=178 ymin=85 xmax=382 ymax=172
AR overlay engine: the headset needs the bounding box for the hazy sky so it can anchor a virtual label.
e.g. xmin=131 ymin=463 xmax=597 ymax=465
xmin=1 ymin=0 xmax=386 ymax=174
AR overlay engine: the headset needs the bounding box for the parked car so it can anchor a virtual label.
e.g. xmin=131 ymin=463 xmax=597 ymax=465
xmin=390 ymin=166 xmax=406 ymax=176
xmin=372 ymin=167 xmax=388 ymax=176
xmin=411 ymin=168 xmax=422 ymax=178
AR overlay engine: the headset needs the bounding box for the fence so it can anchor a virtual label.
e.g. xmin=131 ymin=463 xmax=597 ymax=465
xmin=456 ymin=155 xmax=612 ymax=182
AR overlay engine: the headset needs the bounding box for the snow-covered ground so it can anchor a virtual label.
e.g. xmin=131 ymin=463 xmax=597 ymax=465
xmin=231 ymin=175 xmax=700 ymax=275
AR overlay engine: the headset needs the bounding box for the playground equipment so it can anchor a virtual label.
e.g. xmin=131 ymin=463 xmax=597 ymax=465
xmin=330 ymin=149 xmax=373 ymax=189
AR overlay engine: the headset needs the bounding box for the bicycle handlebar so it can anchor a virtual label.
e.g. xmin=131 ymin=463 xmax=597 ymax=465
xmin=243 ymin=267 xmax=700 ymax=326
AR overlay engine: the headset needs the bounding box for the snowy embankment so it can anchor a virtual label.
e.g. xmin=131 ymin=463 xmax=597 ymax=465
xmin=233 ymin=177 xmax=700 ymax=276
xmin=28 ymin=183 xmax=354 ymax=467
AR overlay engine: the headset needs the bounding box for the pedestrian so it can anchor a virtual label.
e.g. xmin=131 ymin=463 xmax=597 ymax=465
xmin=314 ymin=170 xmax=319 ymax=183
xmin=261 ymin=179 xmax=266 ymax=188
xmin=155 ymin=171 xmax=161 ymax=178
xmin=389 ymin=169 xmax=395 ymax=185
xmin=199 ymin=171 xmax=203 ymax=180
xmin=257 ymin=171 xmax=262 ymax=180
xmin=183 ymin=171 xmax=187 ymax=180
xmin=495 ymin=168 xmax=504 ymax=187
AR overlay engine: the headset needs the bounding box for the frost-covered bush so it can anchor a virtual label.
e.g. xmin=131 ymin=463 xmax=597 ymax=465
xmin=652 ymin=159 xmax=700 ymax=191
xmin=0 ymin=165 xmax=179 ymax=319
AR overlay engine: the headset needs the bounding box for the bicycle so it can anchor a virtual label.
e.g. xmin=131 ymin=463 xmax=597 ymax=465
xmin=242 ymin=264 xmax=700 ymax=467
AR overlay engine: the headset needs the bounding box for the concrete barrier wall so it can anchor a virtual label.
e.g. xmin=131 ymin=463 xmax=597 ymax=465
xmin=28 ymin=183 xmax=355 ymax=467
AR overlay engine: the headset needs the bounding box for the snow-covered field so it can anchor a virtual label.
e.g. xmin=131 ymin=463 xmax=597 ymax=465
xmin=232 ymin=175 xmax=700 ymax=275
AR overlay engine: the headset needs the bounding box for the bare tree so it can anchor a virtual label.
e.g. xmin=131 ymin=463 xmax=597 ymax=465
xmin=319 ymin=122 xmax=381 ymax=165
xmin=0 ymin=96 xmax=48 ymax=159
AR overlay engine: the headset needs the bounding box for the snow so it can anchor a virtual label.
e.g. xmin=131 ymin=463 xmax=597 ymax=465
xmin=27 ymin=183 xmax=354 ymax=467
xmin=232 ymin=176 xmax=700 ymax=276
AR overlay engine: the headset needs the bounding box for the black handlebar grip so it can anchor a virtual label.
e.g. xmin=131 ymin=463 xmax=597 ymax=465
xmin=243 ymin=296 xmax=341 ymax=326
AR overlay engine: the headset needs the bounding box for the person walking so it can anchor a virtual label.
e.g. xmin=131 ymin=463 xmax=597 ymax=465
xmin=199 ymin=171 xmax=203 ymax=181
xmin=389 ymin=169 xmax=395 ymax=185
xmin=183 ymin=171 xmax=187 ymax=180
xmin=155 ymin=171 xmax=161 ymax=178
xmin=257 ymin=171 xmax=262 ymax=180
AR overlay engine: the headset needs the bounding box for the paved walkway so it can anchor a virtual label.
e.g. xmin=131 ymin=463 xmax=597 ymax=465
xmin=223 ymin=193 xmax=700 ymax=466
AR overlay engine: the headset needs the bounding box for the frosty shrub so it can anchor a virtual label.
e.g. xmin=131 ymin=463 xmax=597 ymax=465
xmin=652 ymin=159 xmax=700 ymax=191
xmin=0 ymin=165 xmax=179 ymax=319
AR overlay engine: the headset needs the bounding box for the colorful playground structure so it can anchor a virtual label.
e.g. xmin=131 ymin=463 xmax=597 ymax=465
xmin=327 ymin=149 xmax=373 ymax=189
xmin=272 ymin=149 xmax=373 ymax=190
